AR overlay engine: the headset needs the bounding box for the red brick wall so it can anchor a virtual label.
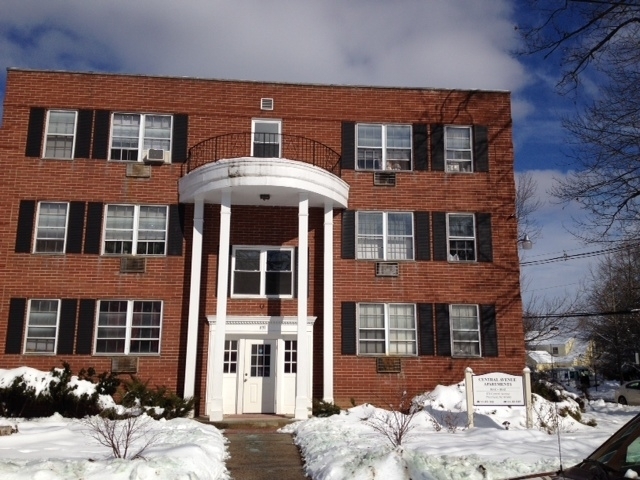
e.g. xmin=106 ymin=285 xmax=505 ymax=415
xmin=0 ymin=70 xmax=524 ymax=413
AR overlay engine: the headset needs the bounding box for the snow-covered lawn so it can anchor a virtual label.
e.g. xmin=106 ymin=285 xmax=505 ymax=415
xmin=0 ymin=367 xmax=636 ymax=479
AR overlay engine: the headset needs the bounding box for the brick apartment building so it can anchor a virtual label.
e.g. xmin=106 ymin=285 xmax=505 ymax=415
xmin=0 ymin=68 xmax=526 ymax=420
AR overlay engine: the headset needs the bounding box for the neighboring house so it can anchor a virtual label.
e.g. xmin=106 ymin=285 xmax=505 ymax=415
xmin=0 ymin=69 xmax=526 ymax=420
xmin=526 ymin=332 xmax=592 ymax=379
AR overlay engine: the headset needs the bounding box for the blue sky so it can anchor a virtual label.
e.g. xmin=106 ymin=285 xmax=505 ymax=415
xmin=0 ymin=0 xmax=595 ymax=307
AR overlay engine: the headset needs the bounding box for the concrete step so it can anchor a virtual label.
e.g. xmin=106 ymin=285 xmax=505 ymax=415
xmin=196 ymin=414 xmax=297 ymax=431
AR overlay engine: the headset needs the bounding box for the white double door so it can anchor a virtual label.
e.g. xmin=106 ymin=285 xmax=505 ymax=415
xmin=242 ymin=339 xmax=276 ymax=413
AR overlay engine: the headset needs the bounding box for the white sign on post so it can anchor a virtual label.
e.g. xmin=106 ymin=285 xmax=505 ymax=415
xmin=472 ymin=373 xmax=524 ymax=406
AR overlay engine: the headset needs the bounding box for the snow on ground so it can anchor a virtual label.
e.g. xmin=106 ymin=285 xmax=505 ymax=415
xmin=0 ymin=366 xmax=636 ymax=479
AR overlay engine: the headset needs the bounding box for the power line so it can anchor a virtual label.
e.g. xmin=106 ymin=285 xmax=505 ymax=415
xmin=520 ymin=244 xmax=634 ymax=266
xmin=524 ymin=308 xmax=639 ymax=320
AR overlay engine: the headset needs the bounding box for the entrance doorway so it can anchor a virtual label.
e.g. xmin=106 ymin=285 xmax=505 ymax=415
xmin=242 ymin=340 xmax=276 ymax=413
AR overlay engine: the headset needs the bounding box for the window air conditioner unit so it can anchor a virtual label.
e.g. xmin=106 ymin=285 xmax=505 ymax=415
xmin=144 ymin=148 xmax=169 ymax=164
xmin=120 ymin=257 xmax=146 ymax=273
xmin=374 ymin=172 xmax=396 ymax=186
xmin=446 ymin=163 xmax=460 ymax=172
xmin=375 ymin=262 xmax=399 ymax=277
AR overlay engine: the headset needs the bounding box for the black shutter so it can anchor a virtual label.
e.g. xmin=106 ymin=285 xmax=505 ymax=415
xmin=83 ymin=202 xmax=103 ymax=254
xmin=418 ymin=303 xmax=434 ymax=356
xmin=15 ymin=200 xmax=36 ymax=253
xmin=476 ymin=213 xmax=493 ymax=262
xmin=167 ymin=204 xmax=185 ymax=256
xmin=415 ymin=212 xmax=431 ymax=261
xmin=431 ymin=124 xmax=444 ymax=171
xmin=92 ymin=110 xmax=110 ymax=159
xmin=432 ymin=212 xmax=447 ymax=261
xmin=413 ymin=123 xmax=428 ymax=171
xmin=5 ymin=298 xmax=26 ymax=354
xmin=67 ymin=202 xmax=86 ymax=254
xmin=57 ymin=299 xmax=78 ymax=355
xmin=341 ymin=210 xmax=355 ymax=259
xmin=25 ymin=107 xmax=45 ymax=157
xmin=76 ymin=299 xmax=96 ymax=354
xmin=341 ymin=302 xmax=357 ymax=355
xmin=171 ymin=114 xmax=189 ymax=164
xmin=341 ymin=122 xmax=355 ymax=170
xmin=435 ymin=303 xmax=451 ymax=356
xmin=480 ymin=305 xmax=498 ymax=357
xmin=473 ymin=125 xmax=489 ymax=172
xmin=74 ymin=110 xmax=94 ymax=159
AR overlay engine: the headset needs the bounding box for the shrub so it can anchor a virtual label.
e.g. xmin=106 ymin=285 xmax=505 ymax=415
xmin=312 ymin=399 xmax=341 ymax=417
xmin=120 ymin=376 xmax=195 ymax=419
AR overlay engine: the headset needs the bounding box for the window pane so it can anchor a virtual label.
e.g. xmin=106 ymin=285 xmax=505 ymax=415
xmin=234 ymin=271 xmax=261 ymax=294
xmin=357 ymin=124 xmax=383 ymax=170
xmin=357 ymin=213 xmax=384 ymax=259
xmin=105 ymin=205 xmax=135 ymax=254
xmin=137 ymin=206 xmax=167 ymax=255
xmin=253 ymin=122 xmax=280 ymax=157
xmin=235 ymin=250 xmax=260 ymax=270
xmin=357 ymin=125 xmax=382 ymax=147
xmin=446 ymin=127 xmax=471 ymax=150
xmin=35 ymin=202 xmax=68 ymax=253
xmin=389 ymin=304 xmax=416 ymax=355
xmin=45 ymin=111 xmax=76 ymax=159
xmin=265 ymin=272 xmax=292 ymax=295
xmin=224 ymin=340 xmax=239 ymax=373
xmin=111 ymin=114 xmax=141 ymax=161
xmin=266 ymin=250 xmax=291 ymax=272
xmin=387 ymin=213 xmax=414 ymax=260
xmin=449 ymin=215 xmax=474 ymax=237
xmin=448 ymin=214 xmax=475 ymax=261
xmin=358 ymin=304 xmax=386 ymax=354
xmin=25 ymin=300 xmax=59 ymax=353
xmin=450 ymin=305 xmax=480 ymax=357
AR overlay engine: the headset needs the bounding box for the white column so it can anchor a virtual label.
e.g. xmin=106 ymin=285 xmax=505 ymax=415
xmin=183 ymin=198 xmax=204 ymax=400
xmin=294 ymin=193 xmax=310 ymax=420
xmin=208 ymin=190 xmax=231 ymax=421
xmin=323 ymin=203 xmax=334 ymax=403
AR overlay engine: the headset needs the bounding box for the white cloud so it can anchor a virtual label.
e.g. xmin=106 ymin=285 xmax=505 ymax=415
xmin=0 ymin=0 xmax=527 ymax=91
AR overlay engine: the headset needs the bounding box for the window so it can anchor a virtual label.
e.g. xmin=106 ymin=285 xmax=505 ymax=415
xmin=357 ymin=124 xmax=412 ymax=171
xmin=445 ymin=126 xmax=472 ymax=172
xmin=24 ymin=299 xmax=60 ymax=353
xmin=552 ymin=347 xmax=559 ymax=355
xmin=232 ymin=247 xmax=294 ymax=297
xmin=447 ymin=213 xmax=475 ymax=261
xmin=252 ymin=119 xmax=281 ymax=158
xmin=43 ymin=110 xmax=77 ymax=159
xmin=284 ymin=340 xmax=297 ymax=374
xmin=34 ymin=202 xmax=68 ymax=253
xmin=450 ymin=304 xmax=480 ymax=357
xmin=104 ymin=204 xmax=168 ymax=255
xmin=356 ymin=212 xmax=414 ymax=260
xmin=223 ymin=340 xmax=238 ymax=373
xmin=358 ymin=303 xmax=416 ymax=355
xmin=110 ymin=113 xmax=172 ymax=161
xmin=95 ymin=300 xmax=162 ymax=354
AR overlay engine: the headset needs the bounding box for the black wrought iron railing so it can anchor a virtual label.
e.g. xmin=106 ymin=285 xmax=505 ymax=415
xmin=185 ymin=132 xmax=341 ymax=175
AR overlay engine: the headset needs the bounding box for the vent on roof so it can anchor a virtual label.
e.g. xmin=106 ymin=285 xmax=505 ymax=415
xmin=375 ymin=262 xmax=399 ymax=277
xmin=120 ymin=257 xmax=146 ymax=273
xmin=374 ymin=172 xmax=396 ymax=186
xmin=261 ymin=98 xmax=274 ymax=110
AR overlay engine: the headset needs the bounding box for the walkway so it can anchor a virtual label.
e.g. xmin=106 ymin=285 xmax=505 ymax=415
xmin=202 ymin=415 xmax=308 ymax=480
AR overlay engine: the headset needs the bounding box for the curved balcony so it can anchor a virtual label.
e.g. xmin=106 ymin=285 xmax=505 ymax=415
xmin=185 ymin=132 xmax=341 ymax=176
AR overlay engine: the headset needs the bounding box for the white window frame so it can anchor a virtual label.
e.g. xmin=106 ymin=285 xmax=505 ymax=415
xmin=223 ymin=340 xmax=239 ymax=374
xmin=43 ymin=110 xmax=78 ymax=159
xmin=450 ymin=304 xmax=481 ymax=357
xmin=356 ymin=123 xmax=412 ymax=171
xmin=109 ymin=113 xmax=173 ymax=162
xmin=356 ymin=211 xmax=414 ymax=260
xmin=231 ymin=246 xmax=295 ymax=298
xmin=34 ymin=201 xmax=69 ymax=254
xmin=251 ymin=119 xmax=282 ymax=157
xmin=103 ymin=204 xmax=169 ymax=256
xmin=444 ymin=126 xmax=473 ymax=173
xmin=446 ymin=213 xmax=476 ymax=262
xmin=24 ymin=299 xmax=60 ymax=354
xmin=94 ymin=300 xmax=163 ymax=355
xmin=357 ymin=303 xmax=417 ymax=356
xmin=284 ymin=340 xmax=297 ymax=374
